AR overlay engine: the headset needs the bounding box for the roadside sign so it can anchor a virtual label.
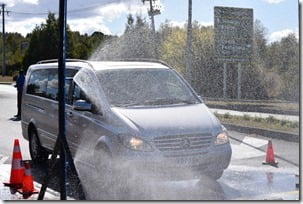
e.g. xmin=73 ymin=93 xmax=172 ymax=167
xmin=214 ymin=6 xmax=253 ymax=62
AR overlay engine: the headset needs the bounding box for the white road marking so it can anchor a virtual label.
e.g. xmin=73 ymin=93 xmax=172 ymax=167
xmin=231 ymin=136 xmax=268 ymax=160
xmin=231 ymin=144 xmax=264 ymax=159
xmin=240 ymin=136 xmax=268 ymax=147
xmin=0 ymin=155 xmax=9 ymax=164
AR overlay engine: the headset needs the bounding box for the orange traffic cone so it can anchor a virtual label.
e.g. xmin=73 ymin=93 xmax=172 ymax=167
xmin=262 ymin=139 xmax=278 ymax=167
xmin=3 ymin=139 xmax=24 ymax=188
xmin=17 ymin=161 xmax=38 ymax=199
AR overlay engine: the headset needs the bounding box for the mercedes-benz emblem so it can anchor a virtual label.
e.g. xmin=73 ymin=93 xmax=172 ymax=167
xmin=181 ymin=138 xmax=191 ymax=148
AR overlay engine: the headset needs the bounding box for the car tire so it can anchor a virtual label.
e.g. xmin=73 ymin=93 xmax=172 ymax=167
xmin=29 ymin=128 xmax=49 ymax=163
xmin=205 ymin=170 xmax=224 ymax=180
xmin=93 ymin=147 xmax=127 ymax=198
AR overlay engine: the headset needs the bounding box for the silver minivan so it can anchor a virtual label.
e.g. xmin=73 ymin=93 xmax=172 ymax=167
xmin=21 ymin=59 xmax=231 ymax=186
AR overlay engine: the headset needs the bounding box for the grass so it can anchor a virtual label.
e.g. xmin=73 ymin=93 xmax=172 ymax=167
xmin=205 ymin=99 xmax=299 ymax=113
xmin=215 ymin=112 xmax=299 ymax=134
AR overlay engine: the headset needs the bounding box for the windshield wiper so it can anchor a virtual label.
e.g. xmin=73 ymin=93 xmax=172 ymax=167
xmin=113 ymin=98 xmax=198 ymax=107
xmin=141 ymin=98 xmax=197 ymax=105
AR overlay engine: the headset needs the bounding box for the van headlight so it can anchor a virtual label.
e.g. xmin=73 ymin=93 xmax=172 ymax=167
xmin=215 ymin=130 xmax=229 ymax=145
xmin=120 ymin=135 xmax=154 ymax=151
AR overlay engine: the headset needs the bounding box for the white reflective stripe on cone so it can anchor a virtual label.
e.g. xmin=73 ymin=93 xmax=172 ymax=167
xmin=12 ymin=158 xmax=23 ymax=169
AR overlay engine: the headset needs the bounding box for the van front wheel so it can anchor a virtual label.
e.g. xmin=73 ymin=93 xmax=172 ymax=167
xmin=29 ymin=128 xmax=49 ymax=163
xmin=93 ymin=147 xmax=128 ymax=198
xmin=204 ymin=170 xmax=224 ymax=180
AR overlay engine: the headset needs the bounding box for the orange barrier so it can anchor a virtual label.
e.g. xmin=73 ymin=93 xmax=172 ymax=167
xmin=3 ymin=139 xmax=24 ymax=188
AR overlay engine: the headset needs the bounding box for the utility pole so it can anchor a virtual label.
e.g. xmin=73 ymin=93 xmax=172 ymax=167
xmin=1 ymin=4 xmax=6 ymax=76
xmin=142 ymin=0 xmax=161 ymax=59
xmin=185 ymin=0 xmax=192 ymax=84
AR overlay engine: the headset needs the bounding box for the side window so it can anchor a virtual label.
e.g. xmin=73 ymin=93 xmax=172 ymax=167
xmin=66 ymin=69 xmax=78 ymax=77
xmin=26 ymin=70 xmax=48 ymax=97
xmin=45 ymin=70 xmax=73 ymax=101
xmin=65 ymin=78 xmax=73 ymax=104
xmin=27 ymin=68 xmax=78 ymax=101
xmin=46 ymin=70 xmax=58 ymax=100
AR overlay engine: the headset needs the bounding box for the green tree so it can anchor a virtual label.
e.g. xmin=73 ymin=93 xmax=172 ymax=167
xmin=263 ymin=33 xmax=299 ymax=100
xmin=159 ymin=21 xmax=221 ymax=97
xmin=22 ymin=13 xmax=76 ymax=69
xmin=241 ymin=19 xmax=268 ymax=99
xmin=159 ymin=23 xmax=186 ymax=74
xmin=91 ymin=14 xmax=154 ymax=60
xmin=121 ymin=15 xmax=154 ymax=58
xmin=0 ymin=32 xmax=26 ymax=76
xmin=278 ymin=34 xmax=299 ymax=101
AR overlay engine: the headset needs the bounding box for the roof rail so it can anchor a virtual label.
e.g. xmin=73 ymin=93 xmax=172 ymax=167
xmin=109 ymin=58 xmax=172 ymax=68
xmin=36 ymin=58 xmax=92 ymax=65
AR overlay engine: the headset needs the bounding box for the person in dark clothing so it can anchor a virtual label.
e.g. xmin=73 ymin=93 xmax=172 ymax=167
xmin=14 ymin=70 xmax=25 ymax=118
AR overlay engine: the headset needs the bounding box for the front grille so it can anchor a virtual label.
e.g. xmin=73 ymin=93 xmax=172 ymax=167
xmin=153 ymin=133 xmax=213 ymax=153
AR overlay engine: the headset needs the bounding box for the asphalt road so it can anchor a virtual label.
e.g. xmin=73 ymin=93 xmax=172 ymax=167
xmin=0 ymin=84 xmax=299 ymax=200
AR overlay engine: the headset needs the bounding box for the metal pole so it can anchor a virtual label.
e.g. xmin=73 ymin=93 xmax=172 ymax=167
xmin=39 ymin=0 xmax=85 ymax=200
xmin=237 ymin=62 xmax=241 ymax=99
xmin=185 ymin=0 xmax=192 ymax=83
xmin=58 ymin=0 xmax=67 ymax=200
xmin=149 ymin=0 xmax=159 ymax=59
xmin=223 ymin=62 xmax=227 ymax=99
xmin=2 ymin=4 xmax=5 ymax=76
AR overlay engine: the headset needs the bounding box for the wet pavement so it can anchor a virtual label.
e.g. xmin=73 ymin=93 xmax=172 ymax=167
xmin=0 ymin=164 xmax=74 ymax=200
xmin=75 ymin=165 xmax=299 ymax=200
xmin=0 ymin=161 xmax=299 ymax=200
xmin=0 ymin=131 xmax=300 ymax=200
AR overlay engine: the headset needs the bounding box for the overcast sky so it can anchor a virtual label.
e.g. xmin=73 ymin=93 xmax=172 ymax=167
xmin=3 ymin=0 xmax=300 ymax=43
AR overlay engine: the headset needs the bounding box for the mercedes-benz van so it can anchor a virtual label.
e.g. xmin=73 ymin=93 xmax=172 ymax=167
xmin=21 ymin=59 xmax=231 ymax=187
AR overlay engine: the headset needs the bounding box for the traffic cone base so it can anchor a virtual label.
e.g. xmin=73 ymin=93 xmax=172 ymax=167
xmin=17 ymin=189 xmax=39 ymax=199
xmin=262 ymin=160 xmax=278 ymax=166
xmin=17 ymin=188 xmax=39 ymax=195
xmin=3 ymin=181 xmax=22 ymax=189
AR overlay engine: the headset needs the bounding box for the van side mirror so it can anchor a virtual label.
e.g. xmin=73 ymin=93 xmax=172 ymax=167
xmin=73 ymin=100 xmax=92 ymax=111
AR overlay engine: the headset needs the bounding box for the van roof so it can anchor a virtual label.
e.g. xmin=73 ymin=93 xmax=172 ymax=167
xmin=88 ymin=61 xmax=169 ymax=71
xmin=32 ymin=59 xmax=170 ymax=71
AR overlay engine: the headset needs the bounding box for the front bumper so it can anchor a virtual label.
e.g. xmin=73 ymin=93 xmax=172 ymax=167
xmin=116 ymin=142 xmax=232 ymax=181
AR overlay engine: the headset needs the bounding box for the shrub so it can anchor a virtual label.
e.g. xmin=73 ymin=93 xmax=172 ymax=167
xmin=266 ymin=116 xmax=278 ymax=124
xmin=223 ymin=112 xmax=231 ymax=119
xmin=243 ymin=114 xmax=250 ymax=121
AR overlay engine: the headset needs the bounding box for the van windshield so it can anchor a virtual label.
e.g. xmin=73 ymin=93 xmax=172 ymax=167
xmin=96 ymin=68 xmax=200 ymax=107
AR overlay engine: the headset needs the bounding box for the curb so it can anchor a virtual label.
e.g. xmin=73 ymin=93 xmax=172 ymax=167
xmin=0 ymin=82 xmax=13 ymax=85
xmin=223 ymin=123 xmax=299 ymax=143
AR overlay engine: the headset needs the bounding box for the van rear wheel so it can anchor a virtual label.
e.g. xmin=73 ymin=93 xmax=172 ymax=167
xmin=29 ymin=128 xmax=49 ymax=163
